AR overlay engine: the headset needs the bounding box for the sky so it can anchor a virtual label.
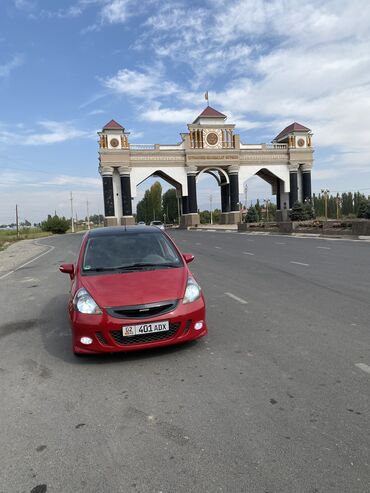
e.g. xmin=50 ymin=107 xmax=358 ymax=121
xmin=1 ymin=0 xmax=370 ymax=224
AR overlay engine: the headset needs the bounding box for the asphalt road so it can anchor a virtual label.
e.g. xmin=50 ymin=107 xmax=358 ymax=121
xmin=1 ymin=230 xmax=370 ymax=493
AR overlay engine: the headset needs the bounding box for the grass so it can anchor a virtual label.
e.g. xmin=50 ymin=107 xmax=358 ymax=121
xmin=0 ymin=228 xmax=51 ymax=251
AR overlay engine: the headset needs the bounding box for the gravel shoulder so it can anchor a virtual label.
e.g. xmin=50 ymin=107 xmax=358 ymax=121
xmin=0 ymin=238 xmax=51 ymax=277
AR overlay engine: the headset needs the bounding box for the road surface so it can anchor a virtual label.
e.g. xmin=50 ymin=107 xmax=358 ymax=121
xmin=0 ymin=230 xmax=369 ymax=493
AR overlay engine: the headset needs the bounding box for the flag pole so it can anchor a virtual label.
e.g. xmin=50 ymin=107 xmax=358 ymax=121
xmin=205 ymin=90 xmax=209 ymax=107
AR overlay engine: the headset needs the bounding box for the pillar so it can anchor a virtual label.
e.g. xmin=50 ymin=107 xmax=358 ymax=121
xmin=181 ymin=196 xmax=189 ymax=215
xmin=187 ymin=173 xmax=198 ymax=213
xmin=120 ymin=174 xmax=132 ymax=216
xmin=118 ymin=167 xmax=135 ymax=225
xmin=276 ymin=178 xmax=281 ymax=210
xmin=289 ymin=165 xmax=299 ymax=208
xmin=229 ymin=172 xmax=239 ymax=212
xmin=221 ymin=183 xmax=230 ymax=212
xmin=102 ymin=170 xmax=115 ymax=218
xmin=301 ymin=165 xmax=312 ymax=202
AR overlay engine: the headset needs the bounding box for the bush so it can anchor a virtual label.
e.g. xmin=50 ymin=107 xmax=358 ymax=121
xmin=303 ymin=201 xmax=316 ymax=220
xmin=245 ymin=206 xmax=259 ymax=223
xmin=357 ymin=199 xmax=370 ymax=219
xmin=41 ymin=215 xmax=70 ymax=234
xmin=289 ymin=202 xmax=305 ymax=221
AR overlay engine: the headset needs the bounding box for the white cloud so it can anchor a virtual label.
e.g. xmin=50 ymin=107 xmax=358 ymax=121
xmin=103 ymin=66 xmax=180 ymax=99
xmin=127 ymin=130 xmax=144 ymax=140
xmin=100 ymin=0 xmax=131 ymax=24
xmin=0 ymin=121 xmax=92 ymax=146
xmin=88 ymin=109 xmax=105 ymax=115
xmin=0 ymin=54 xmax=23 ymax=78
xmin=14 ymin=0 xmax=36 ymax=10
xmin=140 ymin=104 xmax=196 ymax=124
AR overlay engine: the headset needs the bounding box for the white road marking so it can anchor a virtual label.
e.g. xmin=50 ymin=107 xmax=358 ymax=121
xmin=355 ymin=363 xmax=370 ymax=375
xmin=290 ymin=261 xmax=309 ymax=267
xmin=243 ymin=252 xmax=255 ymax=256
xmin=275 ymin=242 xmax=286 ymax=245
xmin=0 ymin=244 xmax=55 ymax=280
xmin=0 ymin=270 xmax=15 ymax=280
xmin=317 ymin=246 xmax=331 ymax=250
xmin=196 ymin=242 xmax=201 ymax=245
xmin=214 ymin=246 xmax=222 ymax=249
xmin=225 ymin=292 xmax=248 ymax=304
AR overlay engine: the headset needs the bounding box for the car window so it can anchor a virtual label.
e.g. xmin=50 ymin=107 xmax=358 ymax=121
xmin=82 ymin=232 xmax=183 ymax=272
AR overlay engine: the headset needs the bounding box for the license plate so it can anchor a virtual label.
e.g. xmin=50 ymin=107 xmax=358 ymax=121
xmin=122 ymin=321 xmax=169 ymax=337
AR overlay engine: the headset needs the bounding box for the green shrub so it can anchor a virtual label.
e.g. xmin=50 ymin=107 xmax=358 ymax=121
xmin=245 ymin=206 xmax=259 ymax=223
xmin=357 ymin=199 xmax=370 ymax=219
xmin=41 ymin=215 xmax=70 ymax=234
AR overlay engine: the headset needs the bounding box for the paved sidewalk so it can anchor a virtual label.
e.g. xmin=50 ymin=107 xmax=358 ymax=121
xmin=0 ymin=239 xmax=50 ymax=278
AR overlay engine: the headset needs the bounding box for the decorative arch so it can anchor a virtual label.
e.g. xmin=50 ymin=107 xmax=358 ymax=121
xmin=130 ymin=167 xmax=188 ymax=198
xmin=197 ymin=166 xmax=230 ymax=185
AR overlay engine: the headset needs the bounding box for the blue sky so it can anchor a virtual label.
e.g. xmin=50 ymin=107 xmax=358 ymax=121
xmin=1 ymin=0 xmax=370 ymax=223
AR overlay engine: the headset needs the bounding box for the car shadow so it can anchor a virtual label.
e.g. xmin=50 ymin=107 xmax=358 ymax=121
xmin=39 ymin=293 xmax=202 ymax=365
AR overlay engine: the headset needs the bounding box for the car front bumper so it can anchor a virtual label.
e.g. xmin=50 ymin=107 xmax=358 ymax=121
xmin=70 ymin=297 xmax=207 ymax=354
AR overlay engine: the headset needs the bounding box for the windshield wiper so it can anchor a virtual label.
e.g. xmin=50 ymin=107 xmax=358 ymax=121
xmin=84 ymin=262 xmax=179 ymax=273
xmin=117 ymin=262 xmax=179 ymax=271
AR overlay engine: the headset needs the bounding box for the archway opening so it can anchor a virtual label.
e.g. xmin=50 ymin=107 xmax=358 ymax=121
xmin=135 ymin=171 xmax=181 ymax=225
xmin=243 ymin=168 xmax=286 ymax=222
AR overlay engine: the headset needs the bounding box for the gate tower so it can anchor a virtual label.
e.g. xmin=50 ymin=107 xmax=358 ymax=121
xmin=98 ymin=108 xmax=313 ymax=226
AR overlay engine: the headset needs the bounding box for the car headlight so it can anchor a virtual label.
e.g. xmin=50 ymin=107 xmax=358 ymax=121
xmin=73 ymin=288 xmax=102 ymax=314
xmin=183 ymin=277 xmax=201 ymax=304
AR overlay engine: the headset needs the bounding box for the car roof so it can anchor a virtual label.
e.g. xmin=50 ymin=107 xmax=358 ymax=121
xmin=87 ymin=226 xmax=161 ymax=237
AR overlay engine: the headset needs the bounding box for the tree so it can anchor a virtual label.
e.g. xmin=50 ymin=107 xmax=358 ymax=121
xmin=162 ymin=189 xmax=178 ymax=223
xmin=200 ymin=210 xmax=211 ymax=224
xmin=245 ymin=206 xmax=259 ymax=223
xmin=41 ymin=214 xmax=70 ymax=234
xmin=357 ymin=199 xmax=370 ymax=219
xmin=90 ymin=214 xmax=104 ymax=225
xmin=254 ymin=199 xmax=262 ymax=218
xmin=303 ymin=201 xmax=316 ymax=220
xmin=136 ymin=181 xmax=163 ymax=223
xmin=289 ymin=202 xmax=306 ymax=221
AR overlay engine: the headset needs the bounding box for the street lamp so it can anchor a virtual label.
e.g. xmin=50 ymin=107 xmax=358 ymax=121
xmin=209 ymin=194 xmax=213 ymax=225
xmin=321 ymin=189 xmax=330 ymax=221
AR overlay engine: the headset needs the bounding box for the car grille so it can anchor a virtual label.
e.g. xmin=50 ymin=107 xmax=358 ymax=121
xmin=110 ymin=322 xmax=181 ymax=345
xmin=183 ymin=319 xmax=192 ymax=335
xmin=95 ymin=332 xmax=108 ymax=345
xmin=106 ymin=300 xmax=178 ymax=319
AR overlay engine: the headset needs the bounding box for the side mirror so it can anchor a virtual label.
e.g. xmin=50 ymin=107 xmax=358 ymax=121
xmin=183 ymin=253 xmax=195 ymax=264
xmin=59 ymin=264 xmax=74 ymax=278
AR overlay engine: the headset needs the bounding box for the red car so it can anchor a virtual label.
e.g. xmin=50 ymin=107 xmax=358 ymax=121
xmin=60 ymin=226 xmax=207 ymax=355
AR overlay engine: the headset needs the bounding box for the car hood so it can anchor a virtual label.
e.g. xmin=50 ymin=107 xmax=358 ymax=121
xmin=81 ymin=266 xmax=187 ymax=307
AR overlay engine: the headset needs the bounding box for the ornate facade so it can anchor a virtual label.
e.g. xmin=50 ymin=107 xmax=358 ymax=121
xmin=98 ymin=107 xmax=313 ymax=226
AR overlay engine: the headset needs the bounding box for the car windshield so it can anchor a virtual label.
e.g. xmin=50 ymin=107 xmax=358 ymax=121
xmin=151 ymin=221 xmax=162 ymax=225
xmin=82 ymin=232 xmax=183 ymax=273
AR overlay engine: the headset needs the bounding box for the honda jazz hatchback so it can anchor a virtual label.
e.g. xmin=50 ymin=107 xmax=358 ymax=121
xmin=60 ymin=226 xmax=207 ymax=355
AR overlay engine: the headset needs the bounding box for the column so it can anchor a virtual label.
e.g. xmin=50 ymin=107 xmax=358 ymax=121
xmin=289 ymin=164 xmax=299 ymax=208
xmin=181 ymin=196 xmax=189 ymax=215
xmin=301 ymin=164 xmax=312 ymax=202
xmin=187 ymin=173 xmax=198 ymax=213
xmin=221 ymin=183 xmax=230 ymax=212
xmin=119 ymin=168 xmax=132 ymax=216
xmin=101 ymin=168 xmax=115 ymax=217
xmin=229 ymin=171 xmax=239 ymax=212
xmin=276 ymin=178 xmax=281 ymax=210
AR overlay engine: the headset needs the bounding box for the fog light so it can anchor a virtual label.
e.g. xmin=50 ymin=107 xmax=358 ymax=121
xmin=194 ymin=321 xmax=203 ymax=331
xmin=80 ymin=337 xmax=93 ymax=345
